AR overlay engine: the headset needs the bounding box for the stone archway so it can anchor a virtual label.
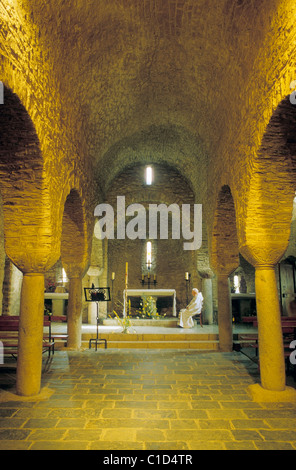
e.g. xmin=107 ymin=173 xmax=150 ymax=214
xmin=238 ymin=95 xmax=296 ymax=400
xmin=0 ymin=86 xmax=61 ymax=396
xmin=210 ymin=185 xmax=239 ymax=351
xmin=61 ymin=189 xmax=90 ymax=350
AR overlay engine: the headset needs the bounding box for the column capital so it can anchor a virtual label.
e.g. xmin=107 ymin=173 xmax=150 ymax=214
xmin=254 ymin=264 xmax=277 ymax=270
xmin=87 ymin=266 xmax=103 ymax=278
xmin=197 ymin=267 xmax=214 ymax=279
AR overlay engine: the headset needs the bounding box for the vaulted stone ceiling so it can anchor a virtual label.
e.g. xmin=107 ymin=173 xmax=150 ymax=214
xmin=1 ymin=0 xmax=296 ymax=232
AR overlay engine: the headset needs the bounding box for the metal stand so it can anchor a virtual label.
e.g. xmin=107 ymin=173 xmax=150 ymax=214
xmin=89 ymin=302 xmax=107 ymax=350
xmin=84 ymin=286 xmax=110 ymax=351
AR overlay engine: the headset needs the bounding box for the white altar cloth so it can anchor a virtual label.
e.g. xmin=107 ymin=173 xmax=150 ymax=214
xmin=123 ymin=289 xmax=177 ymax=317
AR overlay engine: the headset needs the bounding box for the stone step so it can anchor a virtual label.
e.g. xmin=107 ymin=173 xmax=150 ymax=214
xmin=81 ymin=333 xmax=218 ymax=341
xmin=78 ymin=332 xmax=219 ymax=350
xmin=103 ymin=318 xmax=179 ymax=327
xmin=82 ymin=339 xmax=219 ymax=350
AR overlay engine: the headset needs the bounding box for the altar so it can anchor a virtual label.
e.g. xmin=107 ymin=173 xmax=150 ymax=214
xmin=123 ymin=289 xmax=177 ymax=317
xmin=44 ymin=292 xmax=69 ymax=316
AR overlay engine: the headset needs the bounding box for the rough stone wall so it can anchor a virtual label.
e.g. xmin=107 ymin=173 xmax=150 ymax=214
xmin=107 ymin=163 xmax=200 ymax=313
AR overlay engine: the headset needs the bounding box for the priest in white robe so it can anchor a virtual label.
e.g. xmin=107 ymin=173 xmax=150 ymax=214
xmin=178 ymin=288 xmax=203 ymax=328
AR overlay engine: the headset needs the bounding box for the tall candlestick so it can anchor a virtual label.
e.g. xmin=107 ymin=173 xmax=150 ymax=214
xmin=125 ymin=263 xmax=128 ymax=289
xmin=124 ymin=262 xmax=128 ymax=317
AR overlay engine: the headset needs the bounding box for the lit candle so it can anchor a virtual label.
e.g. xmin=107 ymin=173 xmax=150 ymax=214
xmin=185 ymin=272 xmax=189 ymax=280
xmin=112 ymin=272 xmax=115 ymax=280
xmin=142 ymin=274 xmax=144 ymax=280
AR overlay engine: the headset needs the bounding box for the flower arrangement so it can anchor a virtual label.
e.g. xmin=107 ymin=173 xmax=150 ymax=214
xmin=109 ymin=300 xmax=135 ymax=334
xmin=137 ymin=296 xmax=164 ymax=320
xmin=111 ymin=310 xmax=135 ymax=334
xmin=46 ymin=279 xmax=56 ymax=292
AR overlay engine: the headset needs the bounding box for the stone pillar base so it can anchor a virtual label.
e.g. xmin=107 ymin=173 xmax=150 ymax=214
xmin=247 ymin=383 xmax=296 ymax=402
xmin=0 ymin=387 xmax=55 ymax=402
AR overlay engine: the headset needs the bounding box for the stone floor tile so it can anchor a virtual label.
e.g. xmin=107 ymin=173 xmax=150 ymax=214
xmin=0 ymin=440 xmax=32 ymax=450
xmin=64 ymin=429 xmax=103 ymax=440
xmin=165 ymin=429 xmax=234 ymax=441
xmin=56 ymin=418 xmax=87 ymax=428
xmin=145 ymin=441 xmax=189 ymax=450
xmin=24 ymin=418 xmax=59 ymax=428
xmin=231 ymin=419 xmax=270 ymax=429
xmin=254 ymin=441 xmax=295 ymax=450
xmin=169 ymin=419 xmax=199 ymax=429
xmin=30 ymin=441 xmax=90 ymax=450
xmin=101 ymin=428 xmax=137 ymax=441
xmin=90 ymin=441 xmax=144 ymax=450
xmin=231 ymin=429 xmax=264 ymax=441
xmin=0 ymin=417 xmax=27 ymax=428
xmin=188 ymin=440 xmax=225 ymax=450
xmin=198 ymin=419 xmax=232 ymax=429
xmin=0 ymin=429 xmax=31 ymax=440
xmin=26 ymin=429 xmax=67 ymax=441
xmin=259 ymin=430 xmax=296 ymax=441
xmin=225 ymin=441 xmax=257 ymax=450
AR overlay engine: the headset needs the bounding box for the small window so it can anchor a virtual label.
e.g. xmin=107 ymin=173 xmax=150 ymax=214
xmin=62 ymin=268 xmax=68 ymax=284
xmin=234 ymin=274 xmax=240 ymax=293
xmin=145 ymin=166 xmax=153 ymax=185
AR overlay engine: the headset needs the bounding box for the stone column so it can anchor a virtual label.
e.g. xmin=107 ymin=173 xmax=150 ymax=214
xmin=16 ymin=273 xmax=45 ymax=396
xmin=240 ymin=247 xmax=296 ymax=401
xmin=6 ymin=236 xmax=60 ymax=397
xmin=255 ymin=266 xmax=285 ymax=391
xmin=67 ymin=276 xmax=83 ymax=350
xmin=216 ymin=272 xmax=233 ymax=352
xmin=201 ymin=277 xmax=213 ymax=325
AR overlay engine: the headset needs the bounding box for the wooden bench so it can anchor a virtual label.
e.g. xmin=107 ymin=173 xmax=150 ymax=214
xmin=235 ymin=319 xmax=296 ymax=380
xmin=0 ymin=316 xmax=54 ymax=358
xmin=242 ymin=316 xmax=257 ymax=323
xmin=242 ymin=316 xmax=296 ymax=325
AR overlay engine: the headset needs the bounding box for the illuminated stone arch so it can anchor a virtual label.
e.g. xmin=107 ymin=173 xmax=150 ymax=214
xmin=0 ymin=85 xmax=59 ymax=272
xmin=210 ymin=184 xmax=239 ymax=351
xmin=239 ymin=96 xmax=296 ymax=266
xmin=211 ymin=185 xmax=239 ymax=276
xmin=61 ymin=188 xmax=90 ymax=278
